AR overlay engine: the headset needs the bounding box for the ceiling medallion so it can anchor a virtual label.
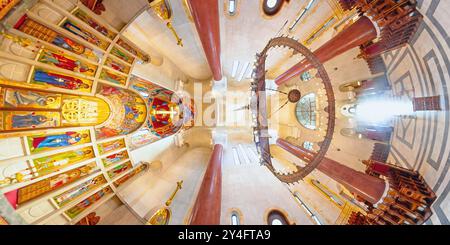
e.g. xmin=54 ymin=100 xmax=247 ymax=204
xmin=251 ymin=36 xmax=335 ymax=184
xmin=287 ymin=89 xmax=301 ymax=103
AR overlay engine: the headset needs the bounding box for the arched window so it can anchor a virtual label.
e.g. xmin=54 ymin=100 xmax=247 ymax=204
xmin=262 ymin=0 xmax=285 ymax=16
xmin=266 ymin=0 xmax=279 ymax=8
xmin=228 ymin=0 xmax=238 ymax=16
xmin=267 ymin=210 xmax=289 ymax=225
xmin=231 ymin=213 xmax=240 ymax=225
xmin=230 ymin=209 xmax=242 ymax=225
xmin=295 ymin=93 xmax=317 ymax=129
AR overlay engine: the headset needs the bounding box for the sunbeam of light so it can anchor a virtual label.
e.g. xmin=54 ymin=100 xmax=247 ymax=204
xmin=356 ymin=98 xmax=414 ymax=124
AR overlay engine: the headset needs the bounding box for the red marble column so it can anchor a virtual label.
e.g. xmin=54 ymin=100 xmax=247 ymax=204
xmin=275 ymin=16 xmax=378 ymax=86
xmin=190 ymin=144 xmax=223 ymax=225
xmin=186 ymin=0 xmax=222 ymax=81
xmin=360 ymin=42 xmax=386 ymax=58
xmin=276 ymin=139 xmax=386 ymax=204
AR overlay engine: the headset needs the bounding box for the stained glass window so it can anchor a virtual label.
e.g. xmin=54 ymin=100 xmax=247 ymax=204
xmin=301 ymin=71 xmax=312 ymax=82
xmin=295 ymin=93 xmax=317 ymax=130
xmin=303 ymin=141 xmax=314 ymax=151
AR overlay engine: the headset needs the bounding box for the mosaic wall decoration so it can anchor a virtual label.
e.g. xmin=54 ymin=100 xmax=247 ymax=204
xmin=61 ymin=20 xmax=110 ymax=50
xmin=32 ymin=69 xmax=93 ymax=93
xmin=64 ymin=186 xmax=111 ymax=219
xmin=73 ymin=9 xmax=116 ymax=40
xmin=107 ymin=161 xmax=132 ymax=179
xmin=97 ymin=138 xmax=126 ymax=156
xmin=95 ymin=84 xmax=146 ymax=140
xmin=32 ymin=146 xmax=95 ymax=176
xmin=53 ymin=174 xmax=106 ymax=208
xmin=38 ymin=49 xmax=97 ymax=77
xmin=26 ymin=129 xmax=91 ymax=154
xmin=101 ymin=150 xmax=129 ymax=168
xmin=4 ymin=162 xmax=98 ymax=208
xmin=14 ymin=15 xmax=101 ymax=62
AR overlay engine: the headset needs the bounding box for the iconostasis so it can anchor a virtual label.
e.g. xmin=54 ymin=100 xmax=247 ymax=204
xmin=0 ymin=1 xmax=193 ymax=225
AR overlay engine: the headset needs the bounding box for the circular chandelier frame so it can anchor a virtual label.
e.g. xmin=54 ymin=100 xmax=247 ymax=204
xmin=251 ymin=36 xmax=336 ymax=184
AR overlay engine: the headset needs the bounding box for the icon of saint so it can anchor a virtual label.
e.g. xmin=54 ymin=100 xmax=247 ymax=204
xmin=12 ymin=113 xmax=53 ymax=129
xmin=34 ymin=70 xmax=90 ymax=90
xmin=31 ymin=132 xmax=89 ymax=149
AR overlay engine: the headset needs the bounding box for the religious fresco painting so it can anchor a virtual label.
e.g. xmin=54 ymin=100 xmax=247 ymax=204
xmin=113 ymin=163 xmax=148 ymax=188
xmin=1 ymin=111 xmax=61 ymax=131
xmin=0 ymin=87 xmax=62 ymax=110
xmin=14 ymin=15 xmax=101 ymax=62
xmin=3 ymin=162 xmax=99 ymax=209
xmin=101 ymin=150 xmax=129 ymax=168
xmin=126 ymin=127 xmax=160 ymax=151
xmin=130 ymin=76 xmax=173 ymax=101
xmin=75 ymin=212 xmax=101 ymax=225
xmin=32 ymin=69 xmax=93 ymax=93
xmin=53 ymin=174 xmax=107 ymax=208
xmin=97 ymin=138 xmax=126 ymax=156
xmin=59 ymin=95 xmax=110 ymax=127
xmin=106 ymin=161 xmax=132 ymax=179
xmin=64 ymin=186 xmax=111 ymax=219
xmin=37 ymin=49 xmax=97 ymax=77
xmin=94 ymin=83 xmax=146 ymax=140
xmin=0 ymin=160 xmax=33 ymax=188
xmin=116 ymin=39 xmax=148 ymax=62
xmin=104 ymin=57 xmax=131 ymax=74
xmin=126 ymin=76 xmax=192 ymax=150
xmin=32 ymin=146 xmax=95 ymax=177
xmin=0 ymin=83 xmax=110 ymax=136
xmin=26 ymin=129 xmax=91 ymax=154
xmin=73 ymin=9 xmax=116 ymax=40
xmin=148 ymin=97 xmax=181 ymax=138
xmin=110 ymin=47 xmax=134 ymax=64
xmin=61 ymin=20 xmax=110 ymax=50
xmin=0 ymin=0 xmax=205 ymax=227
xmin=99 ymin=69 xmax=127 ymax=86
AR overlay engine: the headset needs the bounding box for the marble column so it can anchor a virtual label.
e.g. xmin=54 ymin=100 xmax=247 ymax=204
xmin=190 ymin=144 xmax=223 ymax=225
xmin=186 ymin=0 xmax=222 ymax=81
xmin=275 ymin=16 xmax=377 ymax=86
xmin=276 ymin=138 xmax=386 ymax=204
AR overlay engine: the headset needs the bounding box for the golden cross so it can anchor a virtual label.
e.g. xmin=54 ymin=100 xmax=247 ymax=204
xmin=165 ymin=180 xmax=183 ymax=206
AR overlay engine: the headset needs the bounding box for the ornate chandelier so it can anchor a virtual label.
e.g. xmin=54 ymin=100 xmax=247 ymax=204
xmin=251 ymin=36 xmax=336 ymax=184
